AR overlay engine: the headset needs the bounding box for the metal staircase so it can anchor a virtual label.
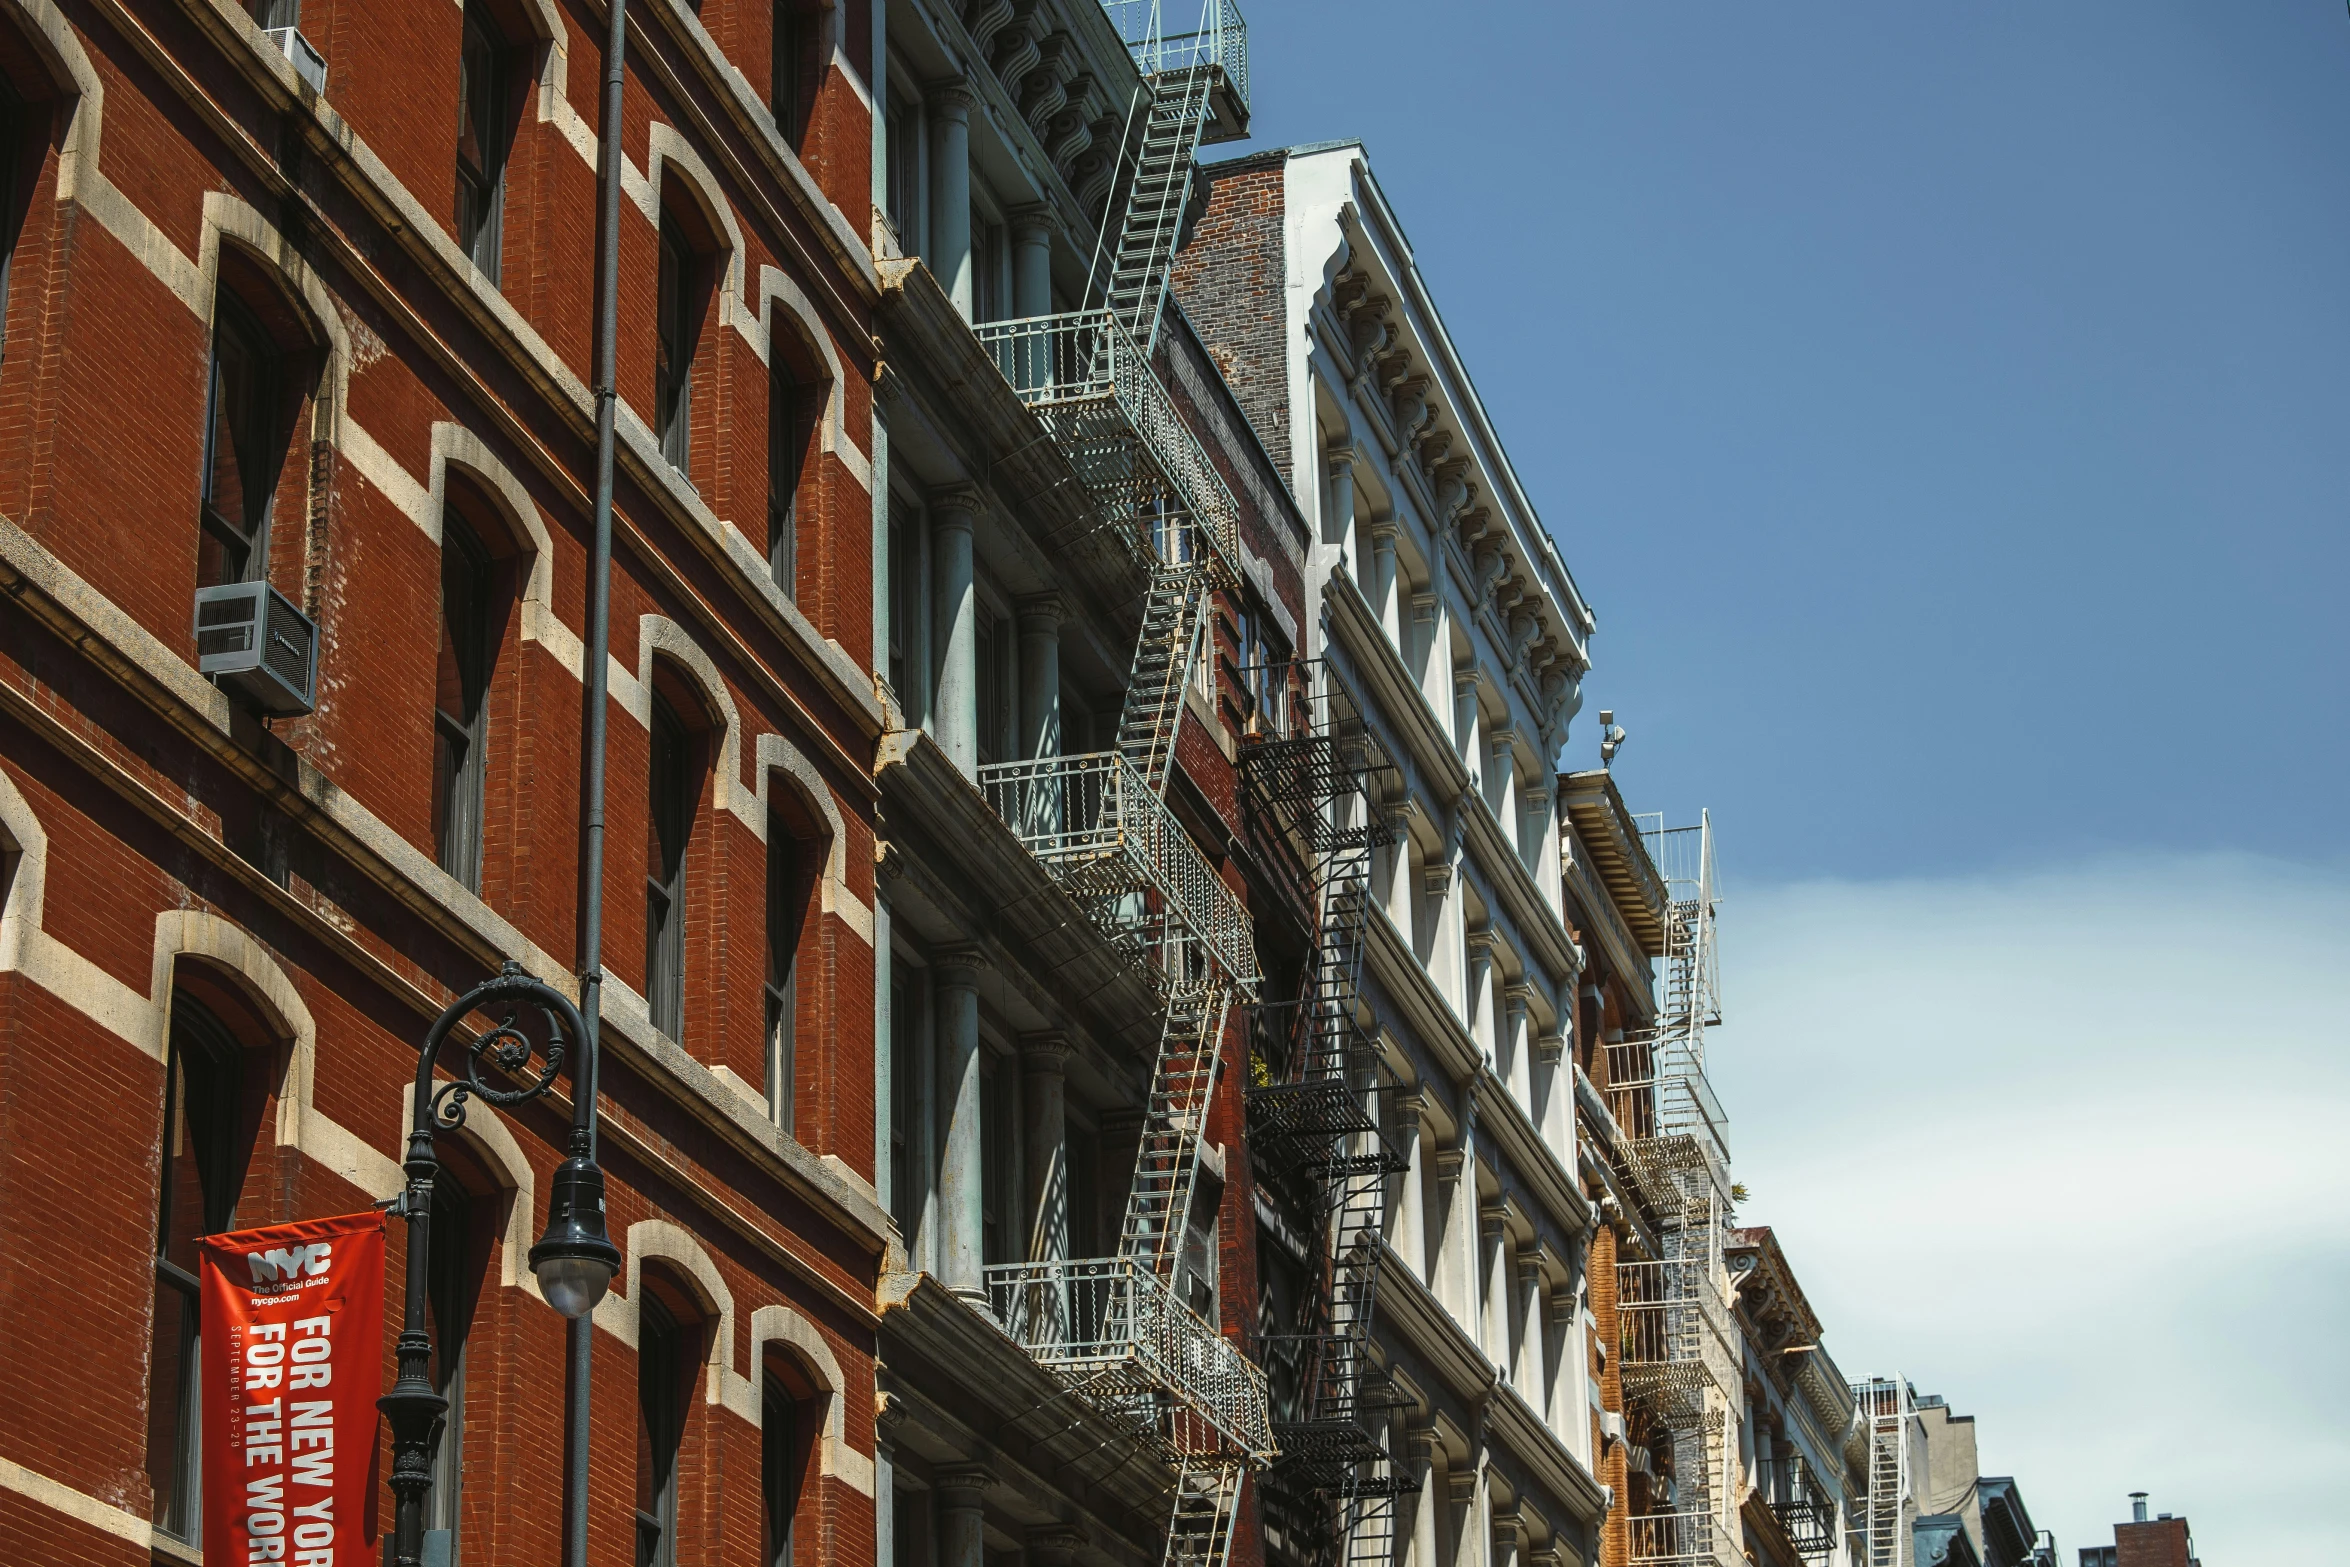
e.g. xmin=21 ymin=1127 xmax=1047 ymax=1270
xmin=1851 ymin=1378 xmax=1912 ymax=1567
xmin=1239 ymin=662 xmax=1412 ymax=1567
xmin=1606 ymin=812 xmax=1742 ymax=1567
xmin=973 ymin=13 xmax=1268 ymax=1567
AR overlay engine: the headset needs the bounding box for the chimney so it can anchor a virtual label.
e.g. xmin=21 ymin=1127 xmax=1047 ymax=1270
xmin=2129 ymin=1493 xmax=2149 ymax=1524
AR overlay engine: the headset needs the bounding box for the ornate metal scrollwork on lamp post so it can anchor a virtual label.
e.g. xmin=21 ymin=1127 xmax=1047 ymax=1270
xmin=377 ymin=961 xmax=620 ymax=1567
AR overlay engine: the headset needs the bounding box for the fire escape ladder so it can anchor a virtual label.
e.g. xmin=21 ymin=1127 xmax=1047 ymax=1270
xmin=1119 ymin=985 xmax=1234 ymax=1283
xmin=1240 ymin=663 xmax=1412 ymax=1567
xmin=1852 ymin=1378 xmax=1912 ymax=1567
xmin=1161 ymin=1454 xmax=1246 ymax=1567
xmin=1119 ymin=559 xmax=1214 ymax=797
xmin=1095 ymin=59 xmax=1217 ymax=353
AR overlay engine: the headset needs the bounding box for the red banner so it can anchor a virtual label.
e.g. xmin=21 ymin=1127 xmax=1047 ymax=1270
xmin=200 ymin=1209 xmax=386 ymax=1567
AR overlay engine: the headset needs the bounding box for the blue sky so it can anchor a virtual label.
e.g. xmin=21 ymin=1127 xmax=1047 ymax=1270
xmin=1237 ymin=2 xmax=2350 ymax=883
xmin=1230 ymin=5 xmax=2350 ymax=1561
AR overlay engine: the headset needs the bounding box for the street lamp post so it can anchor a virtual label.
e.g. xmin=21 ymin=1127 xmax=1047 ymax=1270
xmin=377 ymin=961 xmax=620 ymax=1567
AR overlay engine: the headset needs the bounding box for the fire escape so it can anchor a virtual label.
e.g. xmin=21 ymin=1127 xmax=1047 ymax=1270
xmin=975 ymin=9 xmax=1269 ymax=1567
xmin=1604 ymin=813 xmax=1740 ymax=1567
xmin=1239 ymin=664 xmax=1410 ymax=1567
xmin=1849 ymin=1378 xmax=1912 ymax=1567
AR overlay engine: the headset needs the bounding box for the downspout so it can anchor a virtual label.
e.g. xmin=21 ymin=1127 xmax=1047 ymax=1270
xmin=567 ymin=0 xmax=630 ymax=1563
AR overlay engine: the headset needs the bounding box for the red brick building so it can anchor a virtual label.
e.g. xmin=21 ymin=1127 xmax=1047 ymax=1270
xmin=0 ymin=0 xmax=886 ymax=1563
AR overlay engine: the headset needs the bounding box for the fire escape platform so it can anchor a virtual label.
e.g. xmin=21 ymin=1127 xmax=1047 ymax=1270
xmin=877 ymin=257 xmax=1153 ymax=622
xmin=879 ymin=1271 xmax=1180 ymax=1567
xmin=879 ymin=728 xmax=1166 ymax=1054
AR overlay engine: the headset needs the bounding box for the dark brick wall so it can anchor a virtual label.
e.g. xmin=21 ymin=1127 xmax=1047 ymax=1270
xmin=1173 ymin=152 xmax=1292 ymax=490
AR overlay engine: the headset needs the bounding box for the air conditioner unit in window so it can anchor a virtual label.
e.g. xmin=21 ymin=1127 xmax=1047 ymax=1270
xmin=195 ymin=581 xmax=317 ymax=716
xmin=265 ymin=26 xmax=327 ymax=94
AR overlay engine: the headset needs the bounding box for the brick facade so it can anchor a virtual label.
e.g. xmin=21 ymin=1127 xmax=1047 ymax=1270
xmin=0 ymin=0 xmax=882 ymax=1564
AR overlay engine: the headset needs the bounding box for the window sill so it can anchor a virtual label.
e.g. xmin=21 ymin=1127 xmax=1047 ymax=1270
xmin=152 ymin=1529 xmax=203 ymax=1567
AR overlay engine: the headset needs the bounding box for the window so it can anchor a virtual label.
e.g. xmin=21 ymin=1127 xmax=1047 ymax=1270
xmin=884 ymin=99 xmax=920 ymax=254
xmin=425 ymin=1173 xmax=479 ymax=1561
xmin=0 ymin=78 xmax=23 ymax=365
xmin=148 ymin=994 xmax=251 ymax=1544
xmin=887 ymin=971 xmax=917 ymax=1239
xmin=656 ymin=213 xmax=696 ymax=473
xmin=885 ymin=493 xmax=921 ymax=711
xmin=761 ymin=1369 xmax=806 ymax=1567
xmin=980 ymin=1053 xmax=1015 ymax=1267
xmin=971 ymin=218 xmax=1004 ymax=324
xmin=765 ymin=810 xmax=801 ymax=1135
xmin=198 ymin=293 xmax=281 ymax=587
xmin=434 ymin=506 xmax=495 ymax=889
xmin=975 ymin=601 xmax=1012 ymax=766
xmin=635 ymin=1291 xmax=693 ymax=1567
xmin=1179 ymin=1169 xmax=1222 ymax=1322
xmin=646 ymin=693 xmax=692 ymax=1039
xmin=768 ymin=365 xmax=817 ymax=599
xmin=455 ymin=1 xmax=509 ymax=282
xmin=772 ymin=2 xmax=819 ymax=152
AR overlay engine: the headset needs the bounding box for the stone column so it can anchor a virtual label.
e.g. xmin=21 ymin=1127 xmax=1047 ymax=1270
xmin=937 ymin=1468 xmax=990 ymax=1567
xmin=1485 ymin=727 xmax=1518 ymax=848
xmin=1502 ymin=985 xmax=1534 ymax=1108
xmin=1454 ymin=663 xmax=1484 ymax=786
xmin=928 ymin=82 xmax=976 ymax=318
xmin=1465 ymin=931 xmax=1498 ymax=1070
xmin=1009 ymin=205 xmax=1053 ymax=318
xmin=1326 ymin=447 xmax=1357 ymax=558
xmin=1021 ymin=1033 xmax=1071 ymax=1264
xmin=1480 ymin=1200 xmax=1510 ymax=1367
xmin=937 ymin=948 xmax=988 ymax=1301
xmin=931 ymin=487 xmax=979 ymax=777
xmin=1028 ymin=1528 xmax=1085 ymax=1567
xmin=1368 ymin=516 xmax=1402 ymax=647
xmin=1016 ymin=594 xmax=1062 ymax=761
xmin=1392 ymin=1086 xmax=1427 ymax=1279
xmin=1517 ymin=1256 xmax=1549 ymax=1406
xmin=1406 ymin=1422 xmax=1440 ymax=1567
xmin=1489 ymin=1500 xmax=1522 ymax=1567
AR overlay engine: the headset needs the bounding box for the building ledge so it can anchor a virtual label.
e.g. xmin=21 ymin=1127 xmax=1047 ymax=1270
xmin=1374 ymin=1241 xmax=1495 ymax=1404
xmin=1558 ymin=771 xmax=1667 ymax=957
xmin=1486 ymin=1377 xmax=1607 ymax=1527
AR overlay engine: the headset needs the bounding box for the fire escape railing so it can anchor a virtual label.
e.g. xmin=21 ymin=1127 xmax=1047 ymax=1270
xmin=987 ymin=1255 xmax=1274 ymax=1460
xmin=1103 ymin=0 xmax=1250 ymax=114
xmin=979 ymin=751 xmax=1261 ymax=994
xmin=976 ymin=309 xmax=1245 ymax=576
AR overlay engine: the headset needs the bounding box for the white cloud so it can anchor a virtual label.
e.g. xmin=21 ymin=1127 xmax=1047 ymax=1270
xmin=1708 ymin=853 xmax=2350 ymax=1565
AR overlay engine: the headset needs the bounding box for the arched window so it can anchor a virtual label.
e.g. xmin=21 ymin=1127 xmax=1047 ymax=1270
xmin=147 ymin=990 xmax=258 ymax=1544
xmin=767 ymin=362 xmax=819 ymax=598
xmin=635 ymin=1283 xmax=703 ymax=1567
xmin=771 ymin=2 xmax=820 ymax=152
xmin=434 ymin=500 xmax=497 ymax=888
xmin=764 ymin=779 xmax=827 ymax=1137
xmin=0 ymin=76 xmax=25 ymax=365
xmin=761 ymin=1354 xmax=820 ymax=1567
xmin=455 ymin=0 xmax=513 ymax=281
xmin=655 ymin=209 xmax=702 ymax=473
xmin=424 ymin=1161 xmax=488 ymax=1562
xmin=645 ymin=689 xmax=699 ymax=1039
xmin=197 ymin=291 xmax=283 ymax=587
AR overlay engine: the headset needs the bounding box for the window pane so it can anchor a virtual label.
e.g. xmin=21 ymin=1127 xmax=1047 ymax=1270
xmin=426 ymin=1178 xmax=473 ymax=1553
xmin=146 ymin=1276 xmax=202 ymax=1541
xmin=456 ymin=8 xmax=504 ymax=280
xmin=647 ymin=695 xmax=690 ymax=1038
xmin=761 ymin=1372 xmax=799 ymax=1567
xmin=636 ymin=1295 xmax=686 ymax=1567
xmin=657 ymin=219 xmax=693 ymax=470
xmin=434 ymin=514 xmax=492 ymax=889
xmin=199 ymin=303 xmax=273 ymax=587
